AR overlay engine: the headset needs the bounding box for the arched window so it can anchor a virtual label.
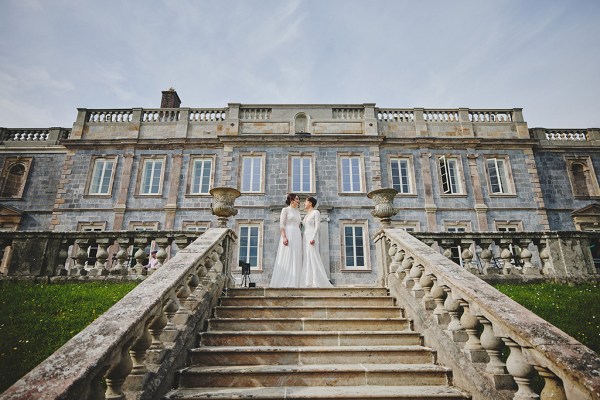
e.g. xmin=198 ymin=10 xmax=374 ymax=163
xmin=571 ymin=162 xmax=590 ymax=197
xmin=1 ymin=162 xmax=28 ymax=198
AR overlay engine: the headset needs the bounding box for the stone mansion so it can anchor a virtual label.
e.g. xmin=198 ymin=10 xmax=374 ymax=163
xmin=1 ymin=89 xmax=599 ymax=285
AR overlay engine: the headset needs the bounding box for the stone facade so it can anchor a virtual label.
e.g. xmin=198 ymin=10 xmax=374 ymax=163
xmin=1 ymin=92 xmax=599 ymax=285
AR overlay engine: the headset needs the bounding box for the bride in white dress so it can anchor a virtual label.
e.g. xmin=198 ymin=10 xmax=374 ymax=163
xmin=270 ymin=194 xmax=303 ymax=287
xmin=302 ymin=197 xmax=333 ymax=288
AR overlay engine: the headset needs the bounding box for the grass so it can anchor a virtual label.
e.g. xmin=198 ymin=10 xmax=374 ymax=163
xmin=0 ymin=281 xmax=138 ymax=393
xmin=493 ymin=282 xmax=600 ymax=354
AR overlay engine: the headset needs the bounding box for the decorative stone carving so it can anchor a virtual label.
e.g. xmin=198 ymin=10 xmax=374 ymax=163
xmin=210 ymin=187 xmax=241 ymax=228
xmin=367 ymin=188 xmax=399 ymax=228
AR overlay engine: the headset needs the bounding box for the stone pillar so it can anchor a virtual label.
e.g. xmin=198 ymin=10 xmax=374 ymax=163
xmin=458 ymin=108 xmax=473 ymax=136
xmin=523 ymin=148 xmax=550 ymax=231
xmin=420 ymin=152 xmax=438 ymax=231
xmin=164 ymin=153 xmax=183 ymax=230
xmin=225 ymin=103 xmax=240 ymax=136
xmin=70 ymin=108 xmax=88 ymax=139
xmin=317 ymin=207 xmax=333 ymax=279
xmin=413 ymin=108 xmax=428 ymax=136
xmin=363 ymin=103 xmax=378 ymax=136
xmin=467 ymin=154 xmax=489 ymax=231
xmin=113 ymin=151 xmax=135 ymax=230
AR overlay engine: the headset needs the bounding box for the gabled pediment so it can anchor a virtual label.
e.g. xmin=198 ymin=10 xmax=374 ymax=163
xmin=0 ymin=205 xmax=23 ymax=217
xmin=571 ymin=203 xmax=600 ymax=217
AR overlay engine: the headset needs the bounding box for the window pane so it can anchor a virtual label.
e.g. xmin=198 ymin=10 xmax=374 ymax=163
xmin=252 ymin=158 xmax=261 ymax=191
xmin=242 ymin=158 xmax=252 ymax=192
xmin=342 ymin=159 xmax=351 ymax=192
xmin=351 ymin=158 xmax=360 ymax=191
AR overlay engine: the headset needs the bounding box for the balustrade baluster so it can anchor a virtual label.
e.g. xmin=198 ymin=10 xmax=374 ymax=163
xmin=74 ymin=239 xmax=91 ymax=276
xmin=185 ymin=273 xmax=201 ymax=310
xmin=393 ymin=249 xmax=405 ymax=278
xmin=161 ymin=295 xmax=180 ymax=342
xmin=147 ymin=307 xmax=167 ymax=351
xmin=458 ymin=300 xmax=487 ymax=362
xmin=429 ymin=276 xmax=447 ymax=322
xmin=460 ymin=239 xmax=478 ymax=274
xmin=503 ymin=338 xmax=539 ymax=399
xmin=388 ymin=244 xmax=399 ymax=275
xmin=93 ymin=238 xmax=110 ymax=276
xmin=113 ymin=237 xmax=132 ymax=275
xmin=419 ymin=271 xmax=435 ymax=310
xmin=534 ymin=366 xmax=567 ymax=400
xmin=153 ymin=238 xmax=170 ymax=271
xmin=105 ymin=339 xmax=134 ymax=400
xmin=442 ymin=286 xmax=466 ymax=341
xmin=127 ymin=322 xmax=152 ymax=391
xmin=401 ymin=256 xmax=414 ymax=288
xmin=519 ymin=239 xmax=540 ymax=275
xmin=478 ymin=239 xmax=496 ymax=275
xmin=537 ymin=238 xmax=555 ymax=276
xmin=131 ymin=238 xmax=148 ymax=275
xmin=409 ymin=263 xmax=424 ymax=297
xmin=478 ymin=317 xmax=515 ymax=390
xmin=174 ymin=283 xmax=192 ymax=325
xmin=499 ymin=239 xmax=514 ymax=275
xmin=56 ymin=238 xmax=71 ymax=276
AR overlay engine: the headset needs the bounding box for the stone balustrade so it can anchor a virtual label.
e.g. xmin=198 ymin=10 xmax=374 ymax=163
xmin=0 ymin=127 xmax=70 ymax=145
xmin=469 ymin=109 xmax=513 ymax=123
xmin=545 ymin=129 xmax=589 ymax=141
xmin=239 ymin=107 xmax=272 ymax=120
xmin=423 ymin=109 xmax=460 ymax=122
xmin=188 ymin=108 xmax=227 ymax=121
xmin=1 ymin=228 xmax=237 ymax=400
xmin=375 ymin=229 xmax=600 ymax=400
xmin=377 ymin=109 xmax=415 ymax=122
xmin=141 ymin=108 xmax=181 ymax=123
xmin=332 ymin=107 xmax=364 ymax=119
xmin=0 ymin=230 xmax=200 ymax=278
xmin=411 ymin=231 xmax=599 ymax=282
xmin=87 ymin=109 xmax=134 ymax=123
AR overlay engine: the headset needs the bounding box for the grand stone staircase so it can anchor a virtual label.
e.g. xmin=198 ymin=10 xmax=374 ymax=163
xmin=164 ymin=287 xmax=471 ymax=399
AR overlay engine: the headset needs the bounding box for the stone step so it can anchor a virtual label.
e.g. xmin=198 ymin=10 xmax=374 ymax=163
xmin=189 ymin=345 xmax=435 ymax=366
xmin=213 ymin=306 xmax=404 ymax=319
xmin=225 ymin=287 xmax=389 ymax=298
xmin=207 ymin=317 xmax=411 ymax=332
xmin=164 ymin=385 xmax=471 ymax=399
xmin=177 ymin=364 xmax=452 ymax=388
xmin=220 ymin=295 xmax=395 ymax=307
xmin=199 ymin=331 xmax=423 ymax=347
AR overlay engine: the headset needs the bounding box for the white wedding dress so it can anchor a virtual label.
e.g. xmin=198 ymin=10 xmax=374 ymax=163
xmin=270 ymin=206 xmax=303 ymax=287
xmin=302 ymin=210 xmax=333 ymax=288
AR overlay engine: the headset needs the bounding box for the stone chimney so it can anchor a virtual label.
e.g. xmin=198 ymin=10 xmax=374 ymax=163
xmin=161 ymin=88 xmax=181 ymax=108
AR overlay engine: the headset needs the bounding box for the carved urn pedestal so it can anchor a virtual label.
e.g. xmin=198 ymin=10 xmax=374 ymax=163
xmin=210 ymin=187 xmax=241 ymax=228
xmin=367 ymin=188 xmax=399 ymax=228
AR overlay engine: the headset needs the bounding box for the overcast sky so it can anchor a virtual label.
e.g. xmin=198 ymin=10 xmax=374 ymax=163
xmin=0 ymin=0 xmax=598 ymax=129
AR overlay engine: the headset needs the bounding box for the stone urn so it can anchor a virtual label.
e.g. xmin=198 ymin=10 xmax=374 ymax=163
xmin=210 ymin=186 xmax=241 ymax=227
xmin=367 ymin=188 xmax=399 ymax=228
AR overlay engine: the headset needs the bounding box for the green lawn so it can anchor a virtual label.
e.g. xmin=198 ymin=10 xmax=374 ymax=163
xmin=493 ymin=282 xmax=600 ymax=354
xmin=0 ymin=281 xmax=138 ymax=393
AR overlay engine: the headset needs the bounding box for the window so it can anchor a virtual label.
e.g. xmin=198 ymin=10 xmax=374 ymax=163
xmin=128 ymin=221 xmax=159 ymax=231
xmin=391 ymin=220 xmax=420 ymax=232
xmin=486 ymin=157 xmax=512 ymax=195
xmin=139 ymin=157 xmax=165 ymax=195
xmin=439 ymin=156 xmax=462 ymax=194
xmin=566 ymin=157 xmax=600 ymax=198
xmin=339 ymin=155 xmax=364 ymax=193
xmin=389 ymin=157 xmax=413 ymax=194
xmin=237 ymin=222 xmax=263 ymax=271
xmin=0 ymin=157 xmax=33 ymax=198
xmin=495 ymin=221 xmax=522 ymax=232
xmin=182 ymin=221 xmax=210 ymax=233
xmin=88 ymin=157 xmax=116 ymax=195
xmin=290 ymin=154 xmax=314 ymax=193
xmin=240 ymin=154 xmax=265 ymax=193
xmin=189 ymin=156 xmax=214 ymax=195
xmin=341 ymin=220 xmax=370 ymax=270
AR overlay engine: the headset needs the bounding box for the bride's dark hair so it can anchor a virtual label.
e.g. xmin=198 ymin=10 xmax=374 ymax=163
xmin=285 ymin=193 xmax=298 ymax=206
xmin=306 ymin=196 xmax=317 ymax=207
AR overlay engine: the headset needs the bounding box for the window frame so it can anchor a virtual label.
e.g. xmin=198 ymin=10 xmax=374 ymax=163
xmin=338 ymin=153 xmax=366 ymax=195
xmin=388 ymin=155 xmax=415 ymax=195
xmin=239 ymin=153 xmax=266 ymax=194
xmin=390 ymin=220 xmax=420 ymax=232
xmin=235 ymin=220 xmax=264 ymax=271
xmin=0 ymin=157 xmax=33 ymax=199
xmin=495 ymin=221 xmax=523 ymax=232
xmin=437 ymin=155 xmax=465 ymax=195
xmin=136 ymin=155 xmax=166 ymax=196
xmin=484 ymin=156 xmax=515 ymax=196
xmin=340 ymin=219 xmax=371 ymax=271
xmin=182 ymin=221 xmax=211 ymax=232
xmin=444 ymin=221 xmax=471 ymax=232
xmin=186 ymin=155 xmax=216 ymax=196
xmin=86 ymin=155 xmax=118 ymax=197
xmin=128 ymin=221 xmax=160 ymax=231
xmin=289 ymin=153 xmax=315 ymax=194
xmin=565 ymin=156 xmax=600 ymax=199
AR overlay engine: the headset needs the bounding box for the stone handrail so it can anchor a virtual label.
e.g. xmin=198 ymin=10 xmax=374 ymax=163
xmin=1 ymin=228 xmax=237 ymax=400
xmin=0 ymin=230 xmax=201 ymax=278
xmin=375 ymin=229 xmax=600 ymax=400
